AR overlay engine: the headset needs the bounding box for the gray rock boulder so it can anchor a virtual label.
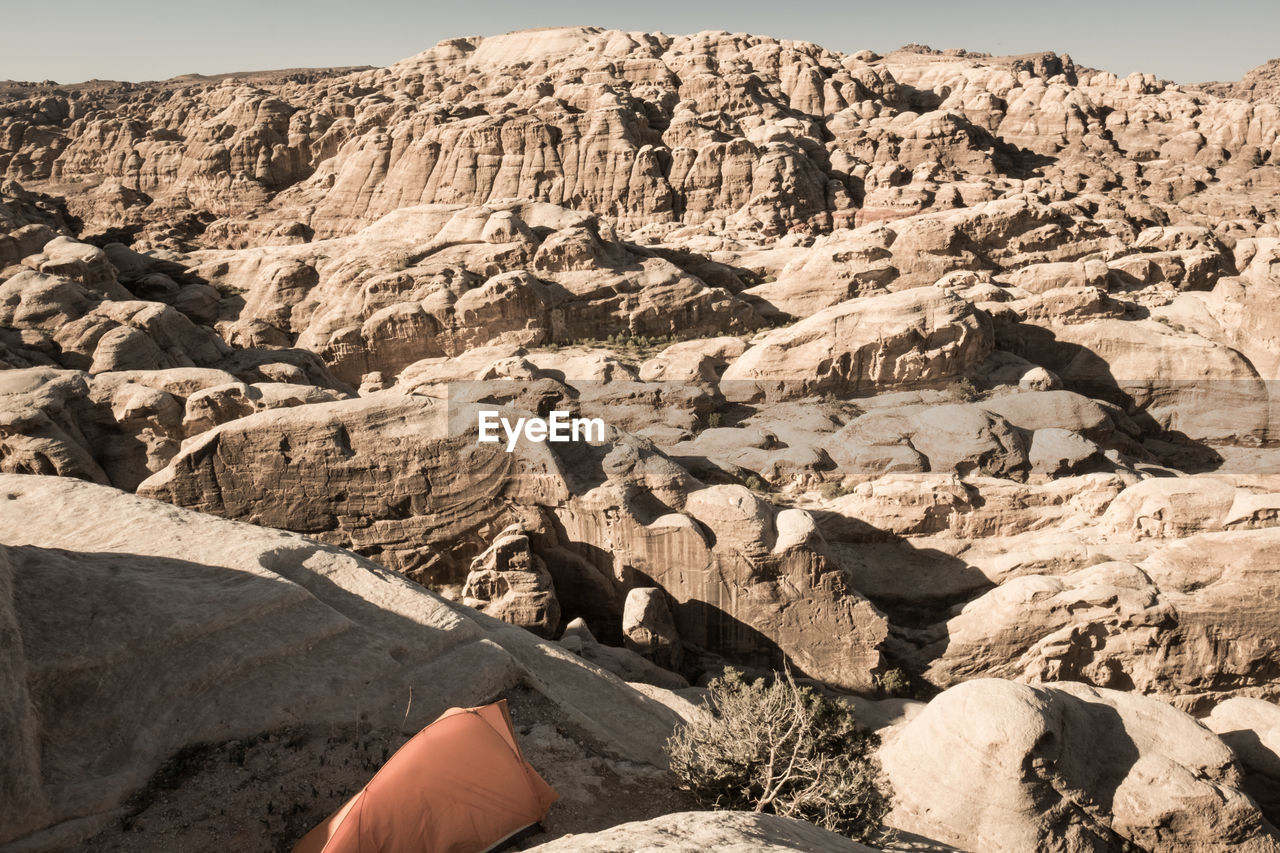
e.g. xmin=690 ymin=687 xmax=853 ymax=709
xmin=622 ymin=587 xmax=684 ymax=672
xmin=560 ymin=617 xmax=689 ymax=690
xmin=908 ymin=403 xmax=1028 ymax=478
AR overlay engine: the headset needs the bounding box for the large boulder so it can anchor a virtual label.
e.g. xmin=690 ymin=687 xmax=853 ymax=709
xmin=622 ymin=587 xmax=684 ymax=672
xmin=1002 ymin=318 xmax=1269 ymax=443
xmin=1027 ymin=427 xmax=1104 ymax=475
xmin=559 ymin=617 xmax=688 ymax=690
xmin=22 ymin=236 xmax=130 ymax=298
xmin=980 ymin=389 xmax=1131 ymax=445
xmin=881 ymin=679 xmax=1280 ymax=852
xmin=907 ymin=403 xmax=1028 ymax=478
xmin=1207 ymin=698 xmax=1280 ymax=824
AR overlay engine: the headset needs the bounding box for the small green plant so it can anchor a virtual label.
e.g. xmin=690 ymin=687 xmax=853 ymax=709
xmin=707 ymin=412 xmax=723 ymax=429
xmin=876 ymin=667 xmax=912 ymax=698
xmin=744 ymin=474 xmax=766 ymax=492
xmin=666 ymin=668 xmax=892 ymax=842
xmin=946 ymin=377 xmax=982 ymax=402
xmin=820 ymin=481 xmax=855 ymax=500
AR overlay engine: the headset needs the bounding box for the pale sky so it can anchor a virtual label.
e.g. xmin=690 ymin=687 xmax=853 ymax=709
xmin=1 ymin=0 xmax=1274 ymax=85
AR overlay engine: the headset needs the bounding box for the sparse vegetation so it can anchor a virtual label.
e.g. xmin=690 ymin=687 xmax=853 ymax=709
xmin=707 ymin=412 xmax=723 ymax=429
xmin=211 ymin=281 xmax=247 ymax=296
xmin=876 ymin=667 xmax=912 ymax=698
xmin=744 ymin=474 xmax=767 ymax=492
xmin=946 ymin=377 xmax=982 ymax=402
xmin=820 ymin=481 xmax=856 ymax=500
xmin=666 ymin=667 xmax=892 ymax=842
xmin=531 ymin=330 xmax=688 ymax=362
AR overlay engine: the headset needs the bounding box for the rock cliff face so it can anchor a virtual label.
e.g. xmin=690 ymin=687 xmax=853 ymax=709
xmin=1200 ymin=59 xmax=1280 ymax=104
xmin=4 ymin=25 xmax=1280 ymax=853
xmin=3 ymin=28 xmax=1279 ymax=248
xmin=134 ymin=394 xmax=888 ymax=691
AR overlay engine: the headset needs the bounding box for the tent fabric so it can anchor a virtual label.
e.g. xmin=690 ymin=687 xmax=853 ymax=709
xmin=292 ymin=700 xmax=558 ymax=853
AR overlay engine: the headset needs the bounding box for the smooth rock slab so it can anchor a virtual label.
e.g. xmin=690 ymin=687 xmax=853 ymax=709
xmin=528 ymin=811 xmax=883 ymax=852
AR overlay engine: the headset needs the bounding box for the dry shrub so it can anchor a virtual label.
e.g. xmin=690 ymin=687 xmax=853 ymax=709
xmin=665 ymin=667 xmax=892 ymax=842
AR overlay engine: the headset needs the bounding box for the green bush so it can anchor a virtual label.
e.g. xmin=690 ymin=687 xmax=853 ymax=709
xmin=946 ymin=377 xmax=982 ymax=402
xmin=820 ymin=481 xmax=855 ymax=500
xmin=666 ymin=668 xmax=892 ymax=842
xmin=876 ymin=667 xmax=912 ymax=698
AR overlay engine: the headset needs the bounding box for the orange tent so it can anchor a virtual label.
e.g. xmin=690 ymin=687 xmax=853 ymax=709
xmin=293 ymin=700 xmax=558 ymax=853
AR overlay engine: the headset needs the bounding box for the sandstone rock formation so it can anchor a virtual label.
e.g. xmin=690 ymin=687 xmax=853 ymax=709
xmin=4 ymin=24 xmax=1280 ymax=853
xmin=622 ymin=587 xmax=684 ymax=672
xmin=1207 ymin=698 xmax=1280 ymax=823
xmin=1199 ymin=58 xmax=1280 ymax=104
xmin=560 ymin=617 xmax=688 ymax=690
xmin=463 ymin=525 xmax=562 ymax=637
xmin=0 ymin=473 xmax=683 ymax=850
xmin=134 ymin=393 xmax=888 ymax=691
xmin=721 ymin=286 xmax=992 ymax=400
xmin=880 ymin=678 xmax=1280 ymax=851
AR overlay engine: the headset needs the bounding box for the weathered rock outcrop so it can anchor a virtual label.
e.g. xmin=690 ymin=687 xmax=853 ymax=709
xmin=622 ymin=587 xmax=684 ymax=672
xmin=463 ymin=525 xmax=562 ymax=638
xmin=721 ymin=287 xmax=992 ymax=400
xmin=0 ymin=473 xmax=683 ymax=851
xmin=880 ymin=679 xmax=1280 ymax=852
xmin=136 ymin=394 xmax=888 ymax=690
xmin=8 ymin=29 xmax=1278 ymax=251
xmin=5 ymin=28 xmax=1280 ymax=853
xmin=1207 ymin=698 xmax=1280 ymax=823
xmin=559 ymin=617 xmax=687 ymax=690
xmin=1200 ymin=58 xmax=1280 ymax=104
